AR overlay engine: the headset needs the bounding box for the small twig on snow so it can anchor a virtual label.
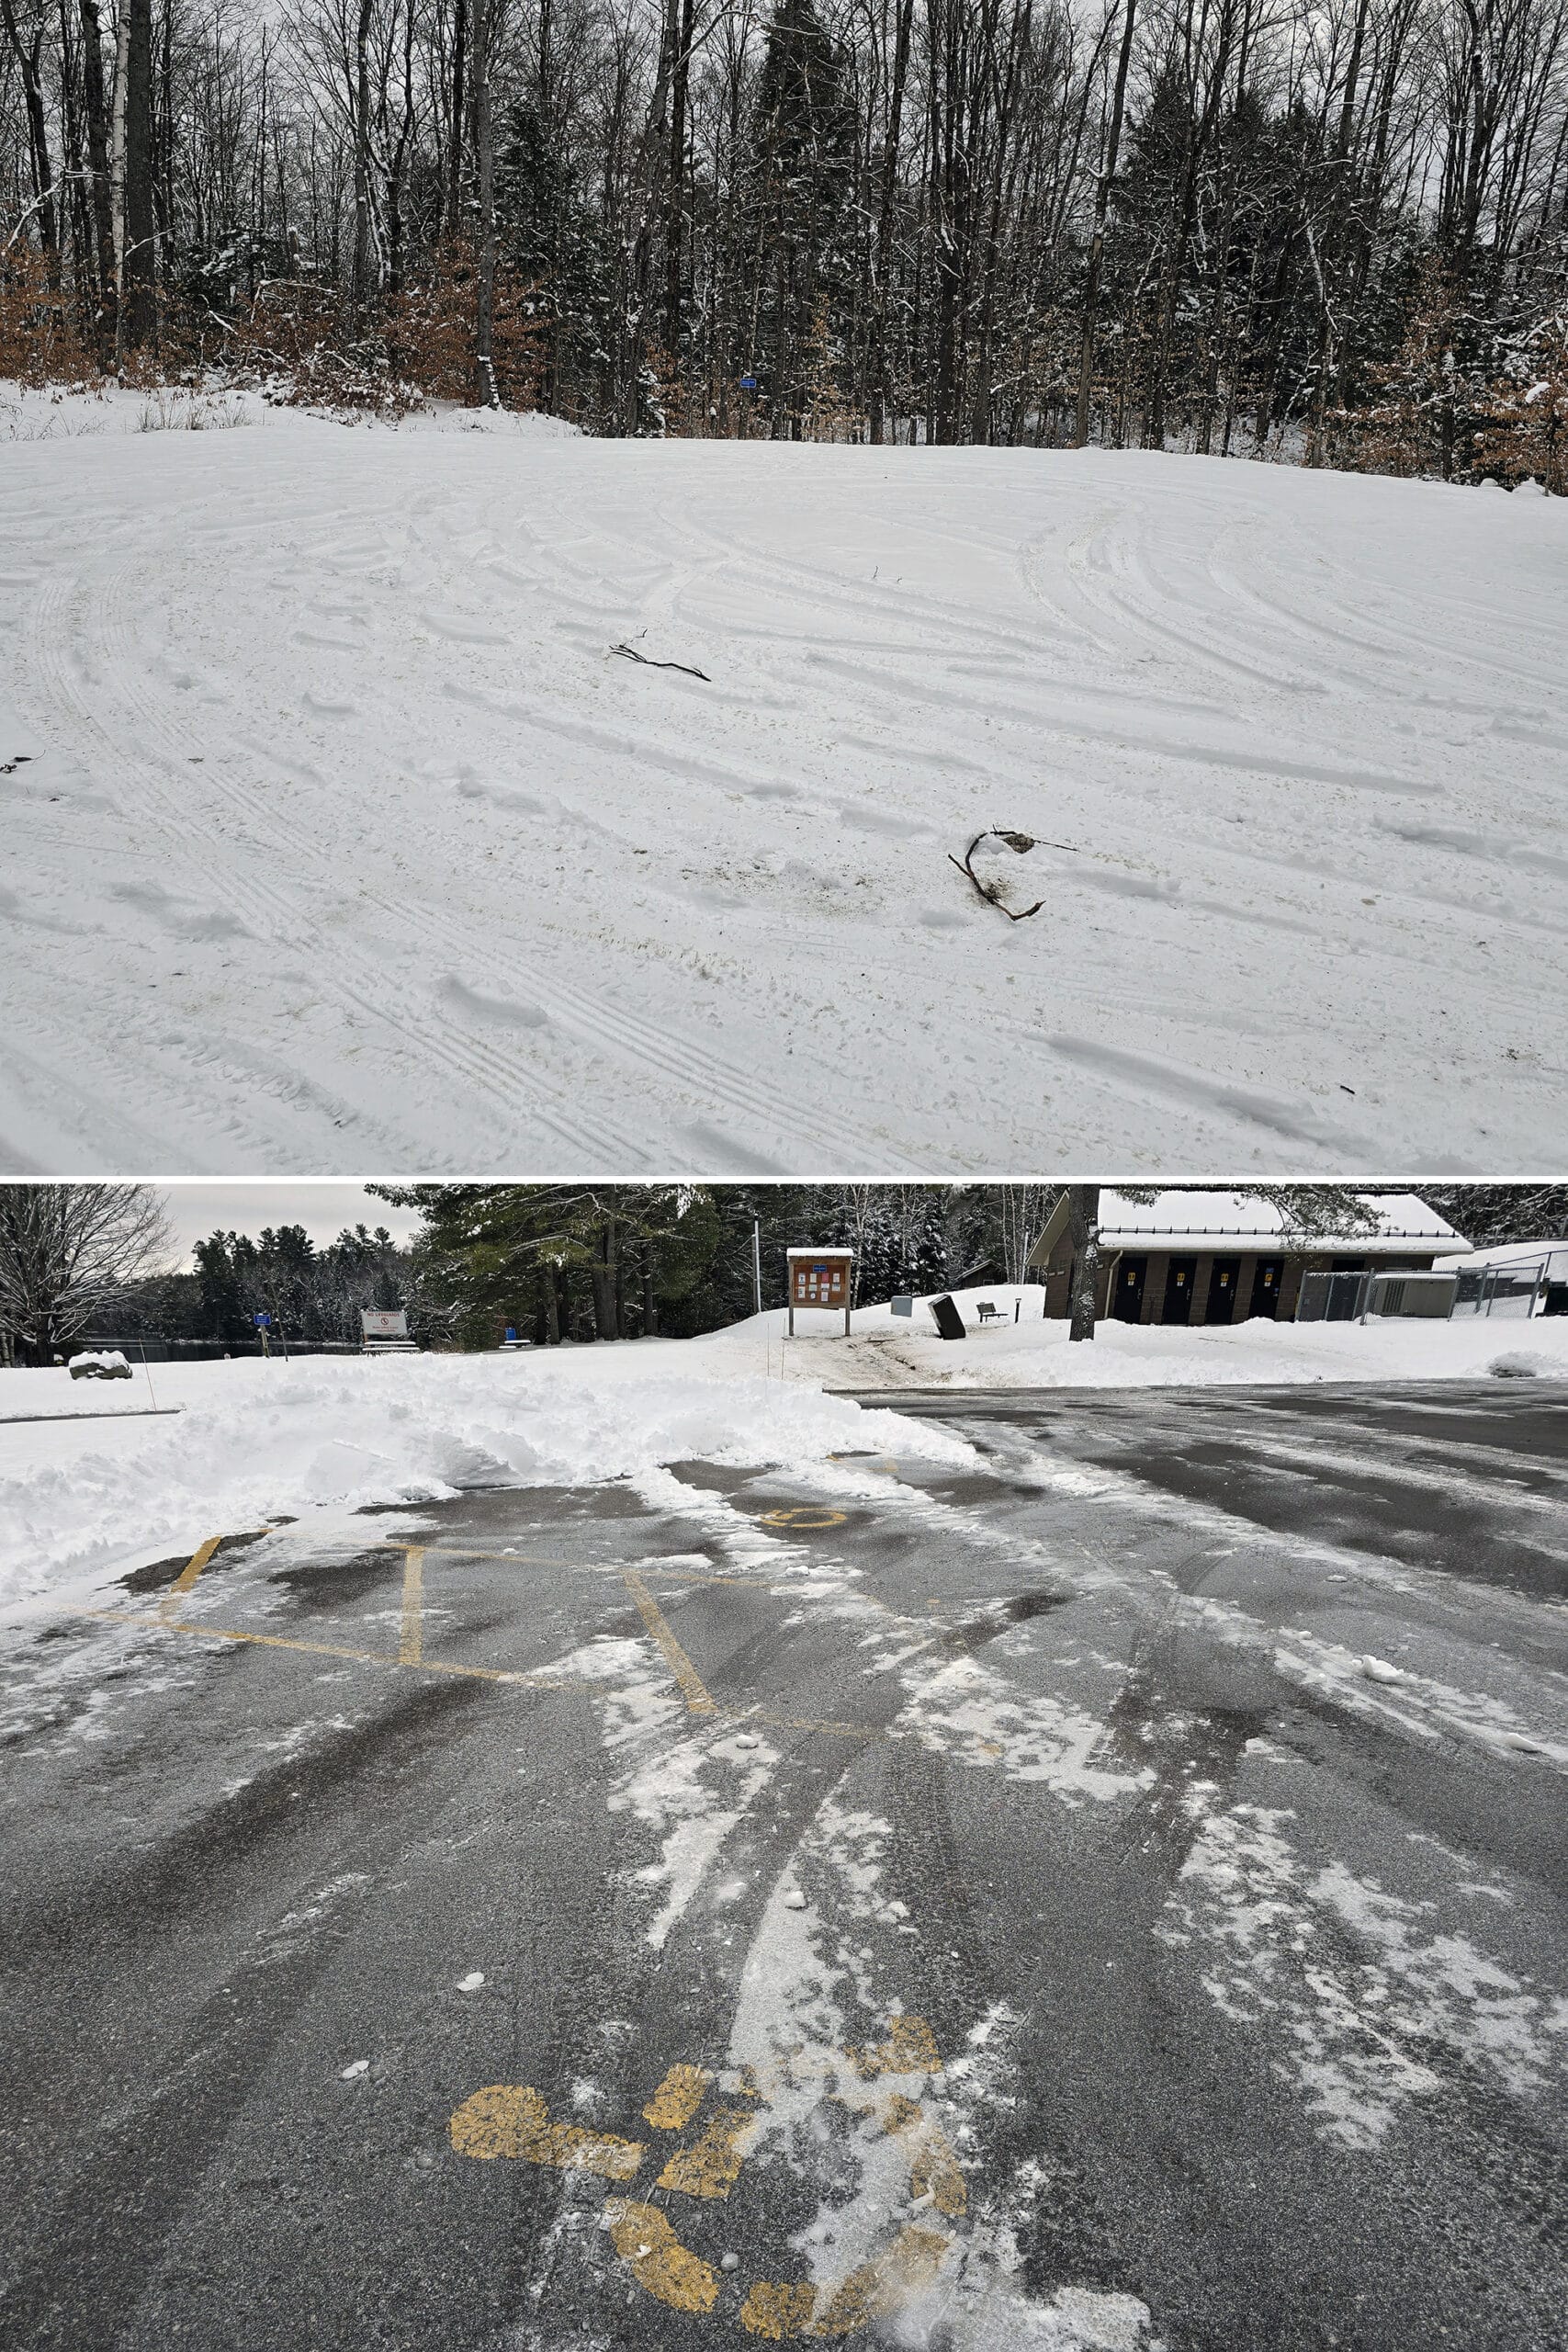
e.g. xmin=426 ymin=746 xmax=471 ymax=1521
xmin=612 ymin=641 xmax=711 ymax=683
xmin=949 ymin=826 xmax=1077 ymax=922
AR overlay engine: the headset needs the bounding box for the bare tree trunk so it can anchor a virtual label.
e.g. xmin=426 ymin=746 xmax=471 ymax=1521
xmin=1066 ymin=1183 xmax=1100 ymax=1342
xmin=78 ymin=0 xmax=116 ymax=342
xmin=868 ymin=0 xmax=914 ymax=443
xmin=116 ymin=0 xmax=156 ymax=355
xmin=472 ymin=0 xmax=501 ymax=405
xmin=590 ymin=1219 xmax=619 ymax=1340
xmin=1075 ymin=0 xmax=1138 ymax=446
xmin=351 ymin=0 xmax=375 ymax=304
xmin=1306 ymin=0 xmax=1370 ymax=466
xmin=447 ymin=0 xmax=468 ymax=243
xmin=665 ymin=0 xmax=695 ymax=368
xmin=1 ymin=0 xmax=61 ymax=288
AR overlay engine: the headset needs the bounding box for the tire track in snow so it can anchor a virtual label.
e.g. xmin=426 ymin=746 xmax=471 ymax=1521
xmin=21 ymin=558 xmax=656 ymax=1170
xmin=13 ymin=572 xmax=404 ymax=1170
xmin=26 ymin=536 xmax=891 ymax=1172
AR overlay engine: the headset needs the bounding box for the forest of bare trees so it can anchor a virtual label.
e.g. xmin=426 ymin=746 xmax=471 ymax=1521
xmin=3 ymin=0 xmax=1565 ymax=481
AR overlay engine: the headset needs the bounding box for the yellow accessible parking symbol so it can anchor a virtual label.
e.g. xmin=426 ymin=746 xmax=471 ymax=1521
xmin=756 ymin=1508 xmax=849 ymax=1530
xmin=449 ymin=2018 xmax=965 ymax=2336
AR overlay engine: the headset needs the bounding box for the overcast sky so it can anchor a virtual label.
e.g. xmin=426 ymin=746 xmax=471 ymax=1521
xmin=152 ymin=1184 xmax=423 ymax=1271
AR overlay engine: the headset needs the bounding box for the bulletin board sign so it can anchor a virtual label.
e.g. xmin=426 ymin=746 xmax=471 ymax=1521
xmin=786 ymin=1249 xmax=853 ymax=1336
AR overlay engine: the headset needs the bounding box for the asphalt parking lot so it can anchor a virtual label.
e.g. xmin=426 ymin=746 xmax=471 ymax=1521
xmin=2 ymin=1382 xmax=1565 ymax=2352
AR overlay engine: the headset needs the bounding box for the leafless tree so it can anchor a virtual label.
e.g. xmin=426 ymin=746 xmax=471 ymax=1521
xmin=0 ymin=1185 xmax=172 ymax=1367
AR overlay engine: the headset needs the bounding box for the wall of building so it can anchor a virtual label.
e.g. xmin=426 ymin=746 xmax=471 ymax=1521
xmin=1039 ymin=1241 xmax=1443 ymax=1326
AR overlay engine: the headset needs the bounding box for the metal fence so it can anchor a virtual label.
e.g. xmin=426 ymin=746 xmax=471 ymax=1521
xmin=1297 ymin=1251 xmax=1567 ymax=1325
xmin=1295 ymin=1271 xmax=1373 ymax=1323
xmin=1451 ymin=1251 xmax=1568 ymax=1320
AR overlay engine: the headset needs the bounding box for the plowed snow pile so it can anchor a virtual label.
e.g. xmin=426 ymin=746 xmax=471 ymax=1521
xmin=0 ymin=1350 xmax=974 ymax=1608
xmin=3 ymin=402 xmax=1563 ymax=1170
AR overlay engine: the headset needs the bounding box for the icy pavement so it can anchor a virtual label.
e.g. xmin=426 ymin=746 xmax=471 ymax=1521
xmin=2 ymin=1385 xmax=1563 ymax=2348
xmin=4 ymin=414 xmax=1564 ymax=1170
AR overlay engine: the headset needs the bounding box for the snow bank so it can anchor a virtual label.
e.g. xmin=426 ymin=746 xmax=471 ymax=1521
xmin=756 ymin=1286 xmax=1568 ymax=1391
xmin=0 ymin=1350 xmax=971 ymax=1611
xmin=0 ymin=379 xmax=580 ymax=441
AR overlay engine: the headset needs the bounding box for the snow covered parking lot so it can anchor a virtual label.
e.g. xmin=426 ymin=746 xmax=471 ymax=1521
xmin=3 ymin=406 xmax=1565 ymax=1172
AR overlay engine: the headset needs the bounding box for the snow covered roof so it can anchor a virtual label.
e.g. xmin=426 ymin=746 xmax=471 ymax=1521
xmin=1434 ymin=1238 xmax=1566 ymax=1272
xmin=1086 ymin=1191 xmax=1469 ymax=1257
xmin=787 ymin=1246 xmax=852 ymax=1258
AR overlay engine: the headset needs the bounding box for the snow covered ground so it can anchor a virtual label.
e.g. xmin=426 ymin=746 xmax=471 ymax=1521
xmin=769 ymin=1283 xmax=1568 ymax=1390
xmin=0 ymin=1346 xmax=976 ymax=1612
xmin=4 ymin=393 xmax=1565 ymax=1172
xmin=4 ymin=1296 xmax=1562 ymax=1612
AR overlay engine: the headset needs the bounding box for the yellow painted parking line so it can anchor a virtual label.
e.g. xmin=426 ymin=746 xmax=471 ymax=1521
xmin=743 ymin=1706 xmax=881 ymax=1740
xmin=159 ymin=1533 xmax=223 ymax=1623
xmin=757 ymin=1508 xmax=849 ymax=1530
xmin=623 ymin=1569 xmax=716 ymax=1716
xmin=384 ymin=1544 xmax=752 ymax=1592
xmin=62 ymin=1606 xmax=581 ymax=1692
xmin=386 ymin=1543 xmax=637 ymax=1572
xmin=65 ymin=1604 xmax=893 ymax=1738
xmin=399 ymin=1548 xmax=425 ymax=1666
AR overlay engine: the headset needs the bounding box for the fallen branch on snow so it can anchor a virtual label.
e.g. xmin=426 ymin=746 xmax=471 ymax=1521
xmin=949 ymin=826 xmax=1078 ymax=922
xmin=612 ymin=641 xmax=711 ymax=683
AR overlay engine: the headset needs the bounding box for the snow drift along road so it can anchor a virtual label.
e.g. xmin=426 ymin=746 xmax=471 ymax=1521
xmin=3 ymin=406 xmax=1565 ymax=1171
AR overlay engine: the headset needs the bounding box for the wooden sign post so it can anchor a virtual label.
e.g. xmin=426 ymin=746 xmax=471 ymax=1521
xmin=786 ymin=1248 xmax=853 ymax=1338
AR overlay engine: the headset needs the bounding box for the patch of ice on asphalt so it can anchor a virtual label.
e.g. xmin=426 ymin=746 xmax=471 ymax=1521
xmin=1160 ymin=1804 xmax=1568 ymax=2145
xmin=722 ymin=1799 xmax=1159 ymax=2343
xmin=1273 ymin=1631 xmax=1568 ymax=1767
xmin=895 ymin=1654 xmax=1150 ymax=1803
xmin=608 ymin=1721 xmax=781 ymax=1950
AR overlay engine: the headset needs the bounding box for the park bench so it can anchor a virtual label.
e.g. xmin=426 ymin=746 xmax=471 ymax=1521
xmin=976 ymin=1301 xmax=1007 ymax=1325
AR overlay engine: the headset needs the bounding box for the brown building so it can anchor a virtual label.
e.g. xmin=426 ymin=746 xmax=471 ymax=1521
xmin=1027 ymin=1192 xmax=1469 ymax=1328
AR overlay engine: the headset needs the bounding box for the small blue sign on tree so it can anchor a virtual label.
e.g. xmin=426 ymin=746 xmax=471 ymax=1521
xmin=254 ymin=1311 xmax=271 ymax=1329
xmin=739 ymin=375 xmax=758 ymax=392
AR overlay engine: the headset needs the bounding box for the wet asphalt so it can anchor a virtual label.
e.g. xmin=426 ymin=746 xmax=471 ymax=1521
xmin=1 ymin=1380 xmax=1565 ymax=2352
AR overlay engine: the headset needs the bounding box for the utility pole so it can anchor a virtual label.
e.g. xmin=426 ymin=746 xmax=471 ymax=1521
xmin=752 ymin=1219 xmax=762 ymax=1317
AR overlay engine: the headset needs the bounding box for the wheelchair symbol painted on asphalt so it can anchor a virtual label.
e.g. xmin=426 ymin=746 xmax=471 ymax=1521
xmin=449 ymin=2015 xmax=965 ymax=2335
